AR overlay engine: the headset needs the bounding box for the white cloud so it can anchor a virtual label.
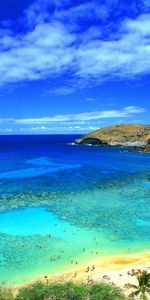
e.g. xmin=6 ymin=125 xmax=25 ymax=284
xmin=0 ymin=1 xmax=150 ymax=89
xmin=47 ymin=86 xmax=75 ymax=95
xmin=14 ymin=125 xmax=99 ymax=133
xmin=0 ymin=106 xmax=145 ymax=125
xmin=85 ymin=97 xmax=96 ymax=102
xmin=30 ymin=126 xmax=48 ymax=130
xmin=0 ymin=128 xmax=13 ymax=132
xmin=15 ymin=106 xmax=145 ymax=123
xmin=0 ymin=105 xmax=146 ymax=134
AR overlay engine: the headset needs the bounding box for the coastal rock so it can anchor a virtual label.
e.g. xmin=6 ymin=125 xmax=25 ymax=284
xmin=144 ymin=139 xmax=150 ymax=153
xmin=76 ymin=137 xmax=108 ymax=146
xmin=75 ymin=124 xmax=150 ymax=151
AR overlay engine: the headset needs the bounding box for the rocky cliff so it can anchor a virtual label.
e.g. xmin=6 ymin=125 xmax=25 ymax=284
xmin=75 ymin=124 xmax=150 ymax=152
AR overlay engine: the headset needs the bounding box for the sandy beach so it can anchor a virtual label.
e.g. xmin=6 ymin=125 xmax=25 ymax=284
xmin=9 ymin=251 xmax=150 ymax=300
xmin=37 ymin=251 xmax=150 ymax=297
xmin=13 ymin=251 xmax=150 ymax=293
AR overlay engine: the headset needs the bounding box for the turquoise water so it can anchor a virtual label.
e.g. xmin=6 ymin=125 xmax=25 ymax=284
xmin=0 ymin=135 xmax=150 ymax=285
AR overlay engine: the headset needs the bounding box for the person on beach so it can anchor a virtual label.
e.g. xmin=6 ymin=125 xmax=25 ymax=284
xmin=91 ymin=265 xmax=95 ymax=271
xmin=85 ymin=266 xmax=90 ymax=272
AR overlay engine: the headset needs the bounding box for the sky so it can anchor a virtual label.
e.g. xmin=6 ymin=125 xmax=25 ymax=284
xmin=0 ymin=0 xmax=150 ymax=134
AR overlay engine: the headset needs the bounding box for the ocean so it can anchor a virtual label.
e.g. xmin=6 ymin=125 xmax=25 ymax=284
xmin=0 ymin=134 xmax=150 ymax=285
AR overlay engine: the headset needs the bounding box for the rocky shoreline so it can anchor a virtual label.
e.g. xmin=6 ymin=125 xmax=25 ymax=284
xmin=75 ymin=124 xmax=150 ymax=153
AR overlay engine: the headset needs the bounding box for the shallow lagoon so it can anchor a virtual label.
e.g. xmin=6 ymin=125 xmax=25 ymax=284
xmin=0 ymin=135 xmax=150 ymax=285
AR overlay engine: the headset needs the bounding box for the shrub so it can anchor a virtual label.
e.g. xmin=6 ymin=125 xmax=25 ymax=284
xmin=16 ymin=282 xmax=87 ymax=300
xmin=46 ymin=282 xmax=87 ymax=300
xmin=1 ymin=281 xmax=127 ymax=300
xmin=15 ymin=281 xmax=52 ymax=300
xmin=88 ymin=283 xmax=126 ymax=300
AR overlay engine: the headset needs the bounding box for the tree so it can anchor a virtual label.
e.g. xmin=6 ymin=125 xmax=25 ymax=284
xmin=127 ymin=270 xmax=150 ymax=299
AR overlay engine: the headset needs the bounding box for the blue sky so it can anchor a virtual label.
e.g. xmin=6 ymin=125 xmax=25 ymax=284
xmin=0 ymin=0 xmax=150 ymax=134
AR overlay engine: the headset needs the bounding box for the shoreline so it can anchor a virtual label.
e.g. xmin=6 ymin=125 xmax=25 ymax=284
xmin=46 ymin=251 xmax=150 ymax=283
xmin=14 ymin=251 xmax=150 ymax=292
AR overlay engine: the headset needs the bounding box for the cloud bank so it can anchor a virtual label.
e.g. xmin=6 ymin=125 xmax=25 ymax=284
xmin=0 ymin=0 xmax=150 ymax=91
xmin=0 ymin=106 xmax=144 ymax=125
xmin=0 ymin=106 xmax=145 ymax=134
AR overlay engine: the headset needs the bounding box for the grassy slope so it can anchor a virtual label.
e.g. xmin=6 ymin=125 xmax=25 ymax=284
xmin=82 ymin=124 xmax=150 ymax=144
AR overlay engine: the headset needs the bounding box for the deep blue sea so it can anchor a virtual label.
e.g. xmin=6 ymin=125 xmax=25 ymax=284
xmin=0 ymin=134 xmax=150 ymax=285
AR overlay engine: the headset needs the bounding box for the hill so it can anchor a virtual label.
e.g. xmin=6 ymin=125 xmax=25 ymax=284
xmin=75 ymin=124 xmax=150 ymax=151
